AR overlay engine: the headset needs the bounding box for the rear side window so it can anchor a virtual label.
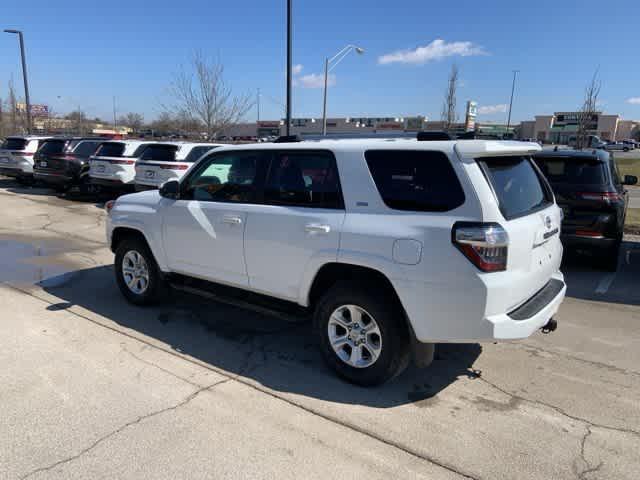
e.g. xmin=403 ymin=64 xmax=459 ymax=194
xmin=38 ymin=140 xmax=67 ymax=155
xmin=72 ymin=141 xmax=101 ymax=157
xmin=534 ymin=156 xmax=607 ymax=185
xmin=365 ymin=150 xmax=465 ymax=212
xmin=184 ymin=146 xmax=217 ymax=163
xmin=478 ymin=156 xmax=552 ymax=220
xmin=2 ymin=138 xmax=28 ymax=150
xmin=139 ymin=144 xmax=178 ymax=162
xmin=264 ymin=151 xmax=343 ymax=209
xmin=95 ymin=143 xmax=125 ymax=157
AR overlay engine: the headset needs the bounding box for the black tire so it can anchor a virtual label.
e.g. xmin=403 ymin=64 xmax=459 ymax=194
xmin=623 ymin=147 xmax=629 ymax=152
xmin=114 ymin=237 xmax=167 ymax=305
xmin=314 ymin=281 xmax=410 ymax=386
xmin=54 ymin=184 xmax=69 ymax=193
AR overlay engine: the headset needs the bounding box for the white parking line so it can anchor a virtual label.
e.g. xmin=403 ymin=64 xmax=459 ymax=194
xmin=595 ymin=273 xmax=616 ymax=294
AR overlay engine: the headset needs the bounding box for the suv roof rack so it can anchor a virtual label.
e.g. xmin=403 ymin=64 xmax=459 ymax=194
xmin=273 ymin=135 xmax=302 ymax=143
xmin=416 ymin=131 xmax=453 ymax=141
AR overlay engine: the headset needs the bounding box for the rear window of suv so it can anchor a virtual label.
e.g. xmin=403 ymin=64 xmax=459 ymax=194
xmin=478 ymin=156 xmax=553 ymax=220
xmin=38 ymin=140 xmax=67 ymax=155
xmin=365 ymin=150 xmax=465 ymax=212
xmin=94 ymin=142 xmax=125 ymax=157
xmin=534 ymin=156 xmax=607 ymax=185
xmin=2 ymin=138 xmax=28 ymax=150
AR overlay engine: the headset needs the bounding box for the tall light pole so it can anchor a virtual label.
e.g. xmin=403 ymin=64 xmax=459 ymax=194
xmin=322 ymin=44 xmax=365 ymax=136
xmin=506 ymin=70 xmax=519 ymax=134
xmin=285 ymin=0 xmax=292 ymax=136
xmin=4 ymin=29 xmax=32 ymax=134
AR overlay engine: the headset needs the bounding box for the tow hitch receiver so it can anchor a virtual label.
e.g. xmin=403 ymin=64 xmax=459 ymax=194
xmin=542 ymin=318 xmax=558 ymax=334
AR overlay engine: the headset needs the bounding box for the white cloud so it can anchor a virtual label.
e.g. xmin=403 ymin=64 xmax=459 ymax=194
xmin=627 ymin=97 xmax=640 ymax=105
xmin=294 ymin=73 xmax=336 ymax=89
xmin=292 ymin=64 xmax=304 ymax=75
xmin=378 ymin=39 xmax=488 ymax=65
xmin=477 ymin=104 xmax=508 ymax=115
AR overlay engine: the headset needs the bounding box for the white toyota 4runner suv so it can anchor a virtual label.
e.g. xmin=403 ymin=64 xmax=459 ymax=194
xmin=106 ymin=138 xmax=566 ymax=385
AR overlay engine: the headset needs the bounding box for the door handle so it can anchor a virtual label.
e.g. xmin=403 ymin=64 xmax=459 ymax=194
xmin=305 ymin=223 xmax=331 ymax=234
xmin=223 ymin=215 xmax=243 ymax=225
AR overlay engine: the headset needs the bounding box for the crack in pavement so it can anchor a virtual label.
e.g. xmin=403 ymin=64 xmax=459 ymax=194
xmin=18 ymin=378 xmax=230 ymax=480
xmin=120 ymin=345 xmax=204 ymax=388
xmin=476 ymin=375 xmax=640 ymax=438
xmin=519 ymin=342 xmax=640 ymax=379
xmin=572 ymin=426 xmax=604 ymax=480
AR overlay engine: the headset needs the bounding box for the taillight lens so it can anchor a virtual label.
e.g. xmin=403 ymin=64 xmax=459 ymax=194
xmin=453 ymin=222 xmax=509 ymax=272
xmin=578 ymin=192 xmax=622 ymax=204
xmin=105 ymin=200 xmax=116 ymax=214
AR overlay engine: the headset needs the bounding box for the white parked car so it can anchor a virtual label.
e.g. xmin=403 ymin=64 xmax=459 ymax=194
xmin=89 ymin=140 xmax=171 ymax=190
xmin=134 ymin=142 xmax=222 ymax=191
xmin=0 ymin=135 xmax=52 ymax=183
xmin=105 ymin=138 xmax=565 ymax=385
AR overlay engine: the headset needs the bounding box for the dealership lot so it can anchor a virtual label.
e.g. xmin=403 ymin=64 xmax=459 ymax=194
xmin=1 ymin=178 xmax=639 ymax=479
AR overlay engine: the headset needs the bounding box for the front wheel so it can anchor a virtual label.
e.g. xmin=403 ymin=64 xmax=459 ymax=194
xmin=314 ymin=282 xmax=410 ymax=386
xmin=114 ymin=237 xmax=167 ymax=305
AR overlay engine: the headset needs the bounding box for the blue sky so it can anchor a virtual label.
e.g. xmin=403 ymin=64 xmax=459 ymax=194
xmin=1 ymin=0 xmax=639 ymax=124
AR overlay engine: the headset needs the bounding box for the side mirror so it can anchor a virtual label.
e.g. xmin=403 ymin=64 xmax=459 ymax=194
xmin=159 ymin=180 xmax=180 ymax=199
xmin=623 ymin=175 xmax=638 ymax=186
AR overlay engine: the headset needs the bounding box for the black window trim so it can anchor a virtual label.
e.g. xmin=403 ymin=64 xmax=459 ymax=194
xmin=263 ymin=149 xmax=345 ymax=210
xmin=364 ymin=149 xmax=466 ymax=213
xmin=476 ymin=155 xmax=555 ymax=221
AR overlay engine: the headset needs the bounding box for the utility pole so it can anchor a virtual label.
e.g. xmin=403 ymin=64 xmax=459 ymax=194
xmin=506 ymin=70 xmax=519 ymax=133
xmin=4 ymin=30 xmax=32 ymax=134
xmin=285 ymin=0 xmax=292 ymax=136
xmin=113 ymin=96 xmax=117 ymax=133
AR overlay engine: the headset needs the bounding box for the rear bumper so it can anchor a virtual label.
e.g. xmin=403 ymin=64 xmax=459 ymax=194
xmin=486 ymin=274 xmax=565 ymax=340
xmin=89 ymin=177 xmax=132 ymax=190
xmin=34 ymin=171 xmax=74 ymax=186
xmin=0 ymin=166 xmax=32 ymax=177
xmin=561 ymin=234 xmax=617 ymax=250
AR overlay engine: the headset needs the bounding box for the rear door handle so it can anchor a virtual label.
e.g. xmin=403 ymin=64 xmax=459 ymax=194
xmin=223 ymin=215 xmax=243 ymax=225
xmin=305 ymin=223 xmax=330 ymax=234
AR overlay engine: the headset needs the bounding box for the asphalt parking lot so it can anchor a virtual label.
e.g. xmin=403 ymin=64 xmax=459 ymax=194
xmin=1 ymin=178 xmax=639 ymax=480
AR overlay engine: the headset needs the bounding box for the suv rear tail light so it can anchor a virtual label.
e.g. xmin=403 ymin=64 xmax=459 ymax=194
xmin=578 ymin=192 xmax=622 ymax=204
xmin=452 ymin=222 xmax=509 ymax=272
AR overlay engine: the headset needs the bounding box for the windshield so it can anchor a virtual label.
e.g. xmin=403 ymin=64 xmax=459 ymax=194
xmin=534 ymin=156 xmax=608 ymax=185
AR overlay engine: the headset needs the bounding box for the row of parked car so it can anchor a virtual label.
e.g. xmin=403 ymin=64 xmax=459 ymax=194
xmin=0 ymin=132 xmax=637 ymax=384
xmin=0 ymin=135 xmax=222 ymax=193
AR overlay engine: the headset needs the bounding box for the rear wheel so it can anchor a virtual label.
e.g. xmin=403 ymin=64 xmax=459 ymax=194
xmin=314 ymin=282 xmax=410 ymax=386
xmin=114 ymin=237 xmax=167 ymax=305
xmin=600 ymin=241 xmax=621 ymax=272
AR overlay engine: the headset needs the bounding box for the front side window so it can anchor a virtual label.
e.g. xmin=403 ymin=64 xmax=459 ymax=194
xmin=182 ymin=151 xmax=265 ymax=203
xmin=184 ymin=146 xmax=217 ymax=163
xmin=264 ymin=151 xmax=343 ymax=209
xmin=365 ymin=150 xmax=465 ymax=212
xmin=479 ymin=156 xmax=553 ymax=220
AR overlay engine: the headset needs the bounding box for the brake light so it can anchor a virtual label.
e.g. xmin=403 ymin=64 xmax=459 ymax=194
xmin=105 ymin=200 xmax=116 ymax=214
xmin=109 ymin=159 xmax=136 ymax=165
xmin=13 ymin=151 xmax=33 ymax=156
xmin=578 ymin=192 xmax=622 ymax=203
xmin=452 ymin=222 xmax=509 ymax=272
xmin=159 ymin=164 xmax=189 ymax=170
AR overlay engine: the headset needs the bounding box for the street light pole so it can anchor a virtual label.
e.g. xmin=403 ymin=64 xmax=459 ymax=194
xmin=322 ymin=58 xmax=329 ymax=136
xmin=4 ymin=29 xmax=32 ymax=134
xmin=321 ymin=44 xmax=364 ymax=136
xmin=285 ymin=0 xmax=292 ymax=136
xmin=506 ymin=70 xmax=519 ymax=133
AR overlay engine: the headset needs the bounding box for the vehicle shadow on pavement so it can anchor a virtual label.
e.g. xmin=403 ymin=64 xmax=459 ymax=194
xmin=40 ymin=265 xmax=483 ymax=408
xmin=0 ymin=178 xmax=119 ymax=208
xmin=561 ymin=240 xmax=640 ymax=306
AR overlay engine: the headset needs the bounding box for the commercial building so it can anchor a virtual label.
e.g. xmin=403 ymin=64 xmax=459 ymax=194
xmin=518 ymin=112 xmax=640 ymax=143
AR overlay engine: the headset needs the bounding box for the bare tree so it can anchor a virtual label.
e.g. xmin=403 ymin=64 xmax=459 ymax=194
xmin=118 ymin=112 xmax=144 ymax=133
xmin=165 ymin=51 xmax=253 ymax=140
xmin=441 ymin=64 xmax=459 ymax=131
xmin=575 ymin=69 xmax=602 ymax=149
xmin=64 ymin=109 xmax=88 ymax=135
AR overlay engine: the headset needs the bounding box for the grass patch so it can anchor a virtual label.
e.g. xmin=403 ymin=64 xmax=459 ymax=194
xmin=616 ymin=157 xmax=640 ymax=178
xmin=626 ymin=208 xmax=640 ymax=235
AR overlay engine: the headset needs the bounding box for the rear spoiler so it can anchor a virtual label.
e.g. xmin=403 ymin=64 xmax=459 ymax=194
xmin=454 ymin=140 xmax=541 ymax=162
